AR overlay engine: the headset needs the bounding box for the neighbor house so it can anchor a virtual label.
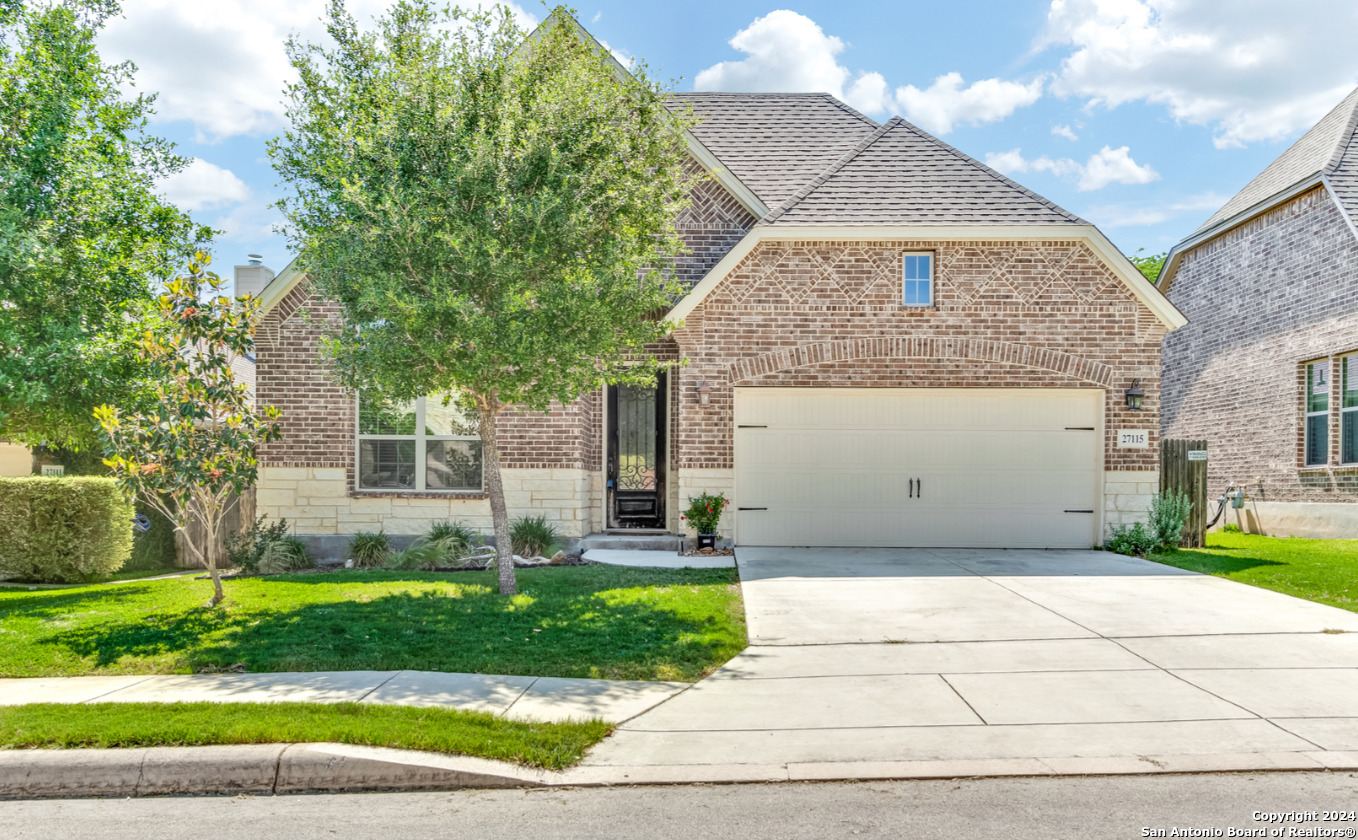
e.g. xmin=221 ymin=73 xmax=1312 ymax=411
xmin=249 ymin=18 xmax=1184 ymax=555
xmin=1158 ymin=87 xmax=1358 ymax=539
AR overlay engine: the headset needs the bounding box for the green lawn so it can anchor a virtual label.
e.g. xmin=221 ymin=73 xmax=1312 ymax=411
xmin=1149 ymin=531 xmax=1358 ymax=613
xmin=0 ymin=566 xmax=746 ymax=681
xmin=0 ymin=702 xmax=609 ymax=769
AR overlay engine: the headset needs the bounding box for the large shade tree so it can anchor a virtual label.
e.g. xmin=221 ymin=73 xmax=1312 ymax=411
xmin=0 ymin=0 xmax=209 ymax=448
xmin=271 ymin=2 xmax=696 ymax=595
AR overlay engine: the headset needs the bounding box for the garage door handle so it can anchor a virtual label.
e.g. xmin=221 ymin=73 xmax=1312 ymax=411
xmin=738 ymin=507 xmax=768 ymax=511
xmin=909 ymin=478 xmax=914 ymax=498
xmin=1064 ymin=510 xmax=1094 ymax=513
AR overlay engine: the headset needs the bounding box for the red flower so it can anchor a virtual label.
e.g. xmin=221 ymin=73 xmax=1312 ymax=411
xmin=680 ymin=515 xmax=685 ymax=520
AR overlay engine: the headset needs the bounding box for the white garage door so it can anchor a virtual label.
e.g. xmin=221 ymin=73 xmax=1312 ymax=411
xmin=734 ymin=388 xmax=1102 ymax=548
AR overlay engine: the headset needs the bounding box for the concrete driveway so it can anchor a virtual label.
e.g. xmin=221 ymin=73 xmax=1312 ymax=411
xmin=582 ymin=548 xmax=1358 ymax=778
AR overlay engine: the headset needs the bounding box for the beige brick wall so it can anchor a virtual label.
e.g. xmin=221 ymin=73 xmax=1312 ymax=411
xmin=0 ymin=443 xmax=30 ymax=477
xmin=258 ymin=466 xmax=596 ymax=538
xmin=674 ymin=468 xmax=735 ymax=539
xmin=1103 ymin=470 xmax=1160 ymax=538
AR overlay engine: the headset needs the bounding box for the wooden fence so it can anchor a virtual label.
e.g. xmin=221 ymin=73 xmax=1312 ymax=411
xmin=175 ymin=488 xmax=256 ymax=569
xmin=1160 ymin=438 xmax=1208 ymax=548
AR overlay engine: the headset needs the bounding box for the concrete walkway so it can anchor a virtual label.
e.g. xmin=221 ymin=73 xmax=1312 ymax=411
xmin=0 ymin=670 xmax=687 ymax=725
xmin=582 ymin=548 xmax=735 ymax=568
xmin=583 ymin=547 xmax=1358 ymax=777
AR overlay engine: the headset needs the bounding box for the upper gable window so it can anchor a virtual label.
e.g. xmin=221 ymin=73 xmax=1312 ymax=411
xmin=902 ymin=253 xmax=934 ymax=307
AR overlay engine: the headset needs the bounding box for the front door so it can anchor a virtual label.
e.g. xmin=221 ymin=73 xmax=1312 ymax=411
xmin=607 ymin=373 xmax=667 ymax=529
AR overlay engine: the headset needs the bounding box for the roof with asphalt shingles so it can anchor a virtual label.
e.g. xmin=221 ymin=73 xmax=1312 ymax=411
xmin=673 ymin=92 xmax=879 ymax=209
xmin=1198 ymin=86 xmax=1358 ymax=232
xmin=760 ymin=117 xmax=1088 ymax=227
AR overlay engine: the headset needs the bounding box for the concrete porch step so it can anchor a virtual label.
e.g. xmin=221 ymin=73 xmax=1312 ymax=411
xmin=578 ymin=533 xmax=682 ymax=552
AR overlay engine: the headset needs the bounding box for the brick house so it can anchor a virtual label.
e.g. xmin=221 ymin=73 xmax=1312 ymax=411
xmin=248 ymin=23 xmax=1184 ymax=554
xmin=1158 ymin=87 xmax=1358 ymax=539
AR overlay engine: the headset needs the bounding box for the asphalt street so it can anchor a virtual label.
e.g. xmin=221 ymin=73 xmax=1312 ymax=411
xmin=4 ymin=772 xmax=1358 ymax=840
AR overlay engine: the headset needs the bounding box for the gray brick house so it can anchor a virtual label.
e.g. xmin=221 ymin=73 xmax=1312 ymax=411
xmin=249 ymin=16 xmax=1184 ymax=552
xmin=1159 ymin=87 xmax=1358 ymax=538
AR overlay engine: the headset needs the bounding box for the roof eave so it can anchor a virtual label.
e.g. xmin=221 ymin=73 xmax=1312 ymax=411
xmin=1158 ymin=172 xmax=1333 ymax=293
xmin=685 ymin=132 xmax=769 ymax=219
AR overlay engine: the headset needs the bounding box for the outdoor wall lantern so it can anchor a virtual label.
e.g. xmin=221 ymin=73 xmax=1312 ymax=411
xmin=696 ymin=382 xmax=713 ymax=406
xmin=1125 ymin=379 xmax=1145 ymax=412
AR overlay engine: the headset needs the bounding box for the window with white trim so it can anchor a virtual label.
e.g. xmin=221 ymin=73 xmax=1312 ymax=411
xmin=1305 ymin=360 xmax=1329 ymax=466
xmin=357 ymin=394 xmax=482 ymax=491
xmin=902 ymin=253 xmax=934 ymax=307
xmin=1343 ymin=354 xmax=1358 ymax=465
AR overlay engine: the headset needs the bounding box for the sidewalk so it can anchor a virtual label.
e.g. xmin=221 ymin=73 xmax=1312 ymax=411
xmin=0 ymin=671 xmax=688 ymax=724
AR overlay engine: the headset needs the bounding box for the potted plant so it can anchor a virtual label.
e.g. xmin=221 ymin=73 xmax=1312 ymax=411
xmin=681 ymin=492 xmax=730 ymax=551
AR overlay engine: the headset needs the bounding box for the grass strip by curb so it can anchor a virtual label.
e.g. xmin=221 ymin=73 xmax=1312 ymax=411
xmin=0 ymin=703 xmax=612 ymax=770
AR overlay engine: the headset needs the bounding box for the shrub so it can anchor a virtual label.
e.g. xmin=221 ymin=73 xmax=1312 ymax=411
xmin=681 ymin=492 xmax=729 ymax=535
xmin=1222 ymin=523 xmax=1242 ymax=533
xmin=224 ymin=516 xmax=292 ymax=573
xmin=384 ymin=540 xmax=450 ymax=571
xmin=348 ymin=530 xmax=391 ymax=568
xmin=427 ymin=520 xmax=478 ymax=557
xmin=1105 ymin=521 xmax=1156 ymax=557
xmin=257 ymin=536 xmax=312 ymax=574
xmin=1149 ymin=489 xmax=1193 ymax=551
xmin=510 ymin=515 xmax=560 ymax=558
xmin=0 ymin=477 xmax=133 ymax=583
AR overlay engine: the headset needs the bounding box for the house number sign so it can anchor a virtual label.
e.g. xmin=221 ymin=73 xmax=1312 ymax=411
xmin=1117 ymin=430 xmax=1149 ymax=449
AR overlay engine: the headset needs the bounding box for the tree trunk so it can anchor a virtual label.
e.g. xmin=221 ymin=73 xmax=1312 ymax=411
xmin=202 ymin=498 xmax=225 ymax=607
xmin=476 ymin=393 xmax=517 ymax=596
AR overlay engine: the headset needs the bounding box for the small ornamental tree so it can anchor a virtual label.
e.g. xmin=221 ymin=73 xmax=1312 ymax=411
xmin=96 ymin=256 xmax=282 ymax=607
xmin=271 ymin=3 xmax=696 ymax=595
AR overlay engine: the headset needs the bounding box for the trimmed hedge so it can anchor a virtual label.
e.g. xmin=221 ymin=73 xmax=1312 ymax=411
xmin=0 ymin=477 xmax=134 ymax=583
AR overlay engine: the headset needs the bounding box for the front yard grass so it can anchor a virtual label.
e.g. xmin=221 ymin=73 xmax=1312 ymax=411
xmin=0 ymin=702 xmax=609 ymax=769
xmin=0 ymin=566 xmax=746 ymax=681
xmin=1149 ymin=531 xmax=1358 ymax=613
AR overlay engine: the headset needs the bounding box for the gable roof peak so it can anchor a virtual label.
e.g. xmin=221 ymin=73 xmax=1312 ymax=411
xmin=1196 ymin=85 xmax=1358 ymax=232
xmin=760 ymin=113 xmax=1087 ymax=227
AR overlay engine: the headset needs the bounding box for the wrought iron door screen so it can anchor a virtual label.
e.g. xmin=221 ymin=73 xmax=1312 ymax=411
xmin=607 ymin=374 xmax=666 ymax=528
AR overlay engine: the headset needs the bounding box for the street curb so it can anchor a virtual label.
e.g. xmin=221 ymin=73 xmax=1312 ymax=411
xmin=3 ymin=745 xmax=1357 ymax=799
xmin=0 ymin=743 xmax=547 ymax=799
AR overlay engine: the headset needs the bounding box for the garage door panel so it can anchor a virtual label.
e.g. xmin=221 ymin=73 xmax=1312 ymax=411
xmin=735 ymin=389 xmax=1100 ymax=549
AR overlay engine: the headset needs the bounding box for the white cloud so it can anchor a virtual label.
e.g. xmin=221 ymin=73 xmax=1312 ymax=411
xmin=695 ymin=11 xmax=852 ymax=97
xmin=696 ymin=11 xmax=1043 ymax=132
xmin=895 ymin=73 xmax=1044 ymax=135
xmin=1042 ymin=0 xmax=1358 ymax=148
xmin=1052 ymin=123 xmax=1079 ymax=140
xmin=1079 ymin=145 xmax=1159 ymax=190
xmin=100 ymin=0 xmax=538 ymax=141
xmin=985 ymin=145 xmax=1158 ymax=191
xmin=1083 ymin=192 xmax=1229 ymax=228
xmin=845 ymin=72 xmax=890 ymax=115
xmin=158 ymin=158 xmax=251 ymax=211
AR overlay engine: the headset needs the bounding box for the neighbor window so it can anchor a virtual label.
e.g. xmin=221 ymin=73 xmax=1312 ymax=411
xmin=1344 ymin=355 xmax=1358 ymax=465
xmin=902 ymin=253 xmax=934 ymax=307
xmin=1305 ymin=360 xmax=1329 ymax=466
xmin=357 ymin=393 xmax=482 ymax=491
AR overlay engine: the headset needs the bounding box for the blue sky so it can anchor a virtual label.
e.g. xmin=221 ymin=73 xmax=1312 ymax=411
xmin=97 ymin=1 xmax=1358 ymax=282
